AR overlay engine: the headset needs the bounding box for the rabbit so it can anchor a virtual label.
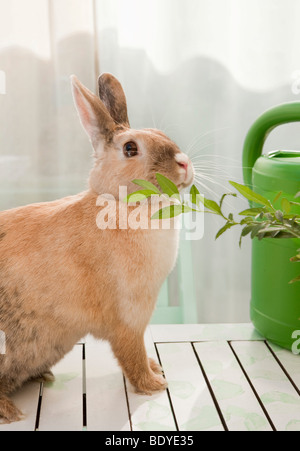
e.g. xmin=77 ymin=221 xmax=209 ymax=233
xmin=0 ymin=73 xmax=194 ymax=423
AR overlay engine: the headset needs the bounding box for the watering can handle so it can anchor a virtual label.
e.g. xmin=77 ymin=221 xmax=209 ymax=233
xmin=242 ymin=102 xmax=300 ymax=188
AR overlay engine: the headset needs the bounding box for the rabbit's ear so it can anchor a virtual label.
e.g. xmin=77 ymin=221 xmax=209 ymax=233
xmin=71 ymin=75 xmax=115 ymax=149
xmin=98 ymin=73 xmax=130 ymax=127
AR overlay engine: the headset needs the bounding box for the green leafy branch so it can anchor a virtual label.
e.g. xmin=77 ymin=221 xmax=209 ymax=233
xmin=126 ymin=173 xmax=300 ymax=283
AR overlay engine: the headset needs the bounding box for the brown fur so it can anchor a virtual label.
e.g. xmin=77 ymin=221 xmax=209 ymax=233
xmin=0 ymin=74 xmax=194 ymax=423
xmin=98 ymin=73 xmax=130 ymax=127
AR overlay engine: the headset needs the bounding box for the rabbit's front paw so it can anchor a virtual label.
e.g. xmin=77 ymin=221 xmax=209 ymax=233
xmin=149 ymin=358 xmax=164 ymax=375
xmin=134 ymin=373 xmax=168 ymax=396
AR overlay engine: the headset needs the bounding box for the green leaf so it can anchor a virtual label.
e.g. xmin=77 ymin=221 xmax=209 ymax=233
xmin=239 ymin=207 xmax=266 ymax=217
xmin=275 ymin=210 xmax=284 ymax=222
xmin=273 ymin=191 xmax=282 ymax=203
xmin=219 ymin=192 xmax=237 ymax=210
xmin=181 ymin=204 xmax=193 ymax=213
xmin=250 ymin=223 xmax=266 ymax=239
xmin=132 ymin=179 xmax=161 ymax=194
xmin=265 ymin=213 xmax=274 ymax=221
xmin=156 ymin=173 xmax=180 ymax=200
xmin=126 ymin=189 xmax=158 ymax=203
xmin=281 ymin=198 xmax=291 ymax=214
xmin=257 ymin=211 xmax=265 ymax=220
xmin=290 ymin=250 xmax=300 ymax=263
xmin=257 ymin=226 xmax=292 ymax=239
xmin=289 ymin=274 xmax=300 ymax=284
xmin=197 ymin=195 xmax=222 ymax=216
xmin=242 ymin=224 xmax=255 ymax=236
xmin=290 ymin=254 xmax=300 ymax=263
xmin=239 ymin=235 xmax=243 ymax=248
xmin=190 ymin=185 xmax=201 ymax=206
xmin=215 ymin=222 xmax=235 ymax=239
xmin=239 ymin=224 xmax=254 ymax=247
xmin=240 ymin=216 xmax=255 ymax=224
xmin=229 ymin=181 xmax=274 ymax=210
xmin=151 ymin=204 xmax=192 ymax=220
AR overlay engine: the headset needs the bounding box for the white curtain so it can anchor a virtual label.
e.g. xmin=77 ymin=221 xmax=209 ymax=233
xmin=1 ymin=0 xmax=300 ymax=323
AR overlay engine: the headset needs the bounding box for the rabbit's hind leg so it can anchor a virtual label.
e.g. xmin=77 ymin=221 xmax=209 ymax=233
xmin=0 ymin=396 xmax=23 ymax=424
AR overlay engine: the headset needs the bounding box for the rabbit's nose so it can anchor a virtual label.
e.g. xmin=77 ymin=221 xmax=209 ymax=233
xmin=177 ymin=161 xmax=188 ymax=172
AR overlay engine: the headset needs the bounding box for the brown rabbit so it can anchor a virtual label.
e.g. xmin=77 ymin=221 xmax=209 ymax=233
xmin=0 ymin=73 xmax=194 ymax=423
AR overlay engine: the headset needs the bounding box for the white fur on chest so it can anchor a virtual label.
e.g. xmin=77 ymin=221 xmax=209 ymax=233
xmin=147 ymin=225 xmax=180 ymax=281
xmin=130 ymin=200 xmax=181 ymax=289
xmin=116 ymin=201 xmax=181 ymax=330
xmin=118 ymin=226 xmax=180 ymax=331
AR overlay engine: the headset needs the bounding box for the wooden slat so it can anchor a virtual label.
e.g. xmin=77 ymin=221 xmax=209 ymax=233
xmin=125 ymin=329 xmax=177 ymax=431
xmin=1 ymin=382 xmax=40 ymax=431
xmin=84 ymin=339 xmax=130 ymax=431
xmin=37 ymin=345 xmax=83 ymax=431
xmin=231 ymin=341 xmax=300 ymax=431
xmin=193 ymin=341 xmax=273 ymax=431
xmin=150 ymin=323 xmax=264 ymax=343
xmin=1 ymin=325 xmax=299 ymax=432
xmin=267 ymin=341 xmax=300 ymax=391
xmin=157 ymin=342 xmax=224 ymax=431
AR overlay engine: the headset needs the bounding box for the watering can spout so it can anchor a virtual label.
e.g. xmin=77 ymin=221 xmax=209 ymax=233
xmin=243 ymin=102 xmax=300 ymax=188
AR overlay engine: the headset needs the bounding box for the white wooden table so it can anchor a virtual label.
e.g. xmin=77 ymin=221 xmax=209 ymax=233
xmin=2 ymin=324 xmax=300 ymax=432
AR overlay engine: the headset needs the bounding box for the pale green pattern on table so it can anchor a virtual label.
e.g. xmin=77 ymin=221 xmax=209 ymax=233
xmin=261 ymin=391 xmax=300 ymax=405
xmin=286 ymin=420 xmax=300 ymax=431
xmin=211 ymin=379 xmax=245 ymax=400
xmin=146 ymin=401 xmax=172 ymax=420
xmin=194 ymin=341 xmax=272 ymax=431
xmin=136 ymin=401 xmax=177 ymax=431
xmin=128 ymin=386 xmax=176 ymax=431
xmin=182 ymin=405 xmax=224 ymax=431
xmin=267 ymin=342 xmax=300 ymax=388
xmin=4 ymin=324 xmax=299 ymax=431
xmin=128 ymin=329 xmax=177 ymax=431
xmin=45 ymin=373 xmax=79 ymax=390
xmin=223 ymin=405 xmax=269 ymax=431
xmin=231 ymin=341 xmax=300 ymax=431
xmin=168 ymin=381 xmax=196 ymax=399
xmin=38 ymin=345 xmax=83 ymax=431
xmin=247 ymin=369 xmax=287 ymax=382
xmin=157 ymin=342 xmax=224 ymax=431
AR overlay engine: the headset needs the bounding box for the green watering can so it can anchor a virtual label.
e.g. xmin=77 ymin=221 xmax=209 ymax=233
xmin=243 ymin=102 xmax=300 ymax=351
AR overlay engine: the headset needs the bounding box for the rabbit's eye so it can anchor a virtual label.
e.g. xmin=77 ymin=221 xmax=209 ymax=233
xmin=123 ymin=141 xmax=138 ymax=158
